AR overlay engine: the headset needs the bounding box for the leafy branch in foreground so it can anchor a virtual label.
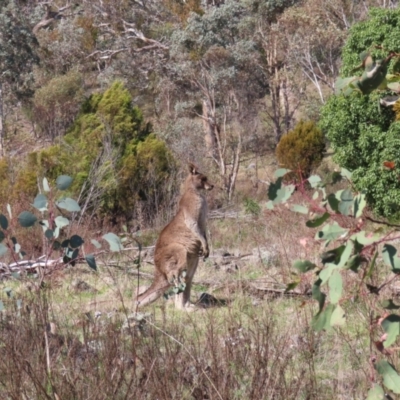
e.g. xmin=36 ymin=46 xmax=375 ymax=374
xmin=0 ymin=175 xmax=124 ymax=281
xmin=268 ymin=167 xmax=400 ymax=398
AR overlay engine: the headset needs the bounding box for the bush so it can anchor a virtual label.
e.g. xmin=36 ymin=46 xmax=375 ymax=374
xmin=319 ymin=87 xmax=400 ymax=218
xmin=26 ymin=81 xmax=178 ymax=225
xmin=32 ymin=70 xmax=84 ymax=139
xmin=275 ymin=120 xmax=325 ymax=177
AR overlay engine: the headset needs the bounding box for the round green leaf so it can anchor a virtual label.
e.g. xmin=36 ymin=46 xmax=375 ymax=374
xmin=0 ymin=231 xmax=5 ymax=242
xmin=56 ymin=198 xmax=81 ymax=212
xmin=56 ymin=175 xmax=73 ymax=191
xmin=102 ymin=232 xmax=123 ymax=252
xmin=45 ymin=229 xmax=54 ymax=240
xmin=0 ymin=214 xmax=8 ymax=230
xmin=70 ymin=235 xmax=84 ymax=248
xmin=308 ymin=175 xmax=322 ymax=188
xmin=55 ymin=216 xmax=69 ymax=229
xmin=18 ymin=211 xmax=37 ymax=228
xmin=33 ymin=194 xmax=48 ymax=211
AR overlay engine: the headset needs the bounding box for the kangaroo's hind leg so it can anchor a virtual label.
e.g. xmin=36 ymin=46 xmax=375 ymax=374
xmin=175 ymin=254 xmax=199 ymax=310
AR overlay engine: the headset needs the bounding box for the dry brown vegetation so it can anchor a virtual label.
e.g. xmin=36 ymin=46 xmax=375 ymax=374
xmin=0 ymin=159 xmax=391 ymax=399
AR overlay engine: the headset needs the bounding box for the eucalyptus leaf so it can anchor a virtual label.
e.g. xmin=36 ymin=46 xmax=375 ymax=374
xmin=274 ymin=168 xmax=290 ymax=178
xmin=102 ymin=232 xmax=123 ymax=252
xmin=18 ymin=211 xmax=37 ymax=228
xmin=312 ymin=279 xmax=326 ymax=313
xmin=0 ymin=214 xmax=8 ymax=230
xmin=55 ymin=216 xmax=69 ymax=229
xmin=328 ymin=270 xmax=342 ymax=304
xmin=382 ymin=244 xmax=400 ymax=273
xmin=327 ymin=193 xmax=340 ymax=213
xmin=45 ymin=229 xmax=54 ymax=240
xmin=375 ymin=360 xmax=400 ymax=394
xmin=56 ymin=175 xmax=73 ymax=191
xmin=338 ymin=188 xmax=353 ymax=216
xmin=366 ymin=385 xmax=385 ymax=400
xmin=308 ymin=175 xmax=322 ymax=188
xmin=33 ymin=194 xmax=48 ymax=211
xmin=381 ymin=299 xmax=400 ymax=310
xmin=56 ymin=198 xmax=81 ymax=212
xmin=70 ymin=235 xmax=84 ymax=248
xmin=43 ymin=177 xmax=50 ymax=192
xmin=319 ymin=263 xmax=339 ymax=285
xmin=85 ymin=254 xmax=97 ymax=271
xmin=6 ymin=205 xmax=11 ymax=219
xmin=312 ymin=303 xmax=335 ymax=332
xmin=381 ymin=314 xmax=400 ymax=348
xmin=306 ymin=212 xmax=330 ymax=228
xmin=330 ymin=304 xmax=346 ymax=326
xmin=340 ymin=168 xmax=352 ymax=180
xmin=316 ymin=222 xmax=348 ymax=245
xmin=338 ymin=241 xmax=353 ymax=268
xmin=353 ymin=192 xmax=367 ymax=218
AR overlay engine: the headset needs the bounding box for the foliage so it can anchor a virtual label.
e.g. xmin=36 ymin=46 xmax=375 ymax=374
xmin=340 ymin=7 xmax=400 ymax=77
xmin=0 ymin=174 xmax=130 ymax=291
xmin=276 ymin=120 xmax=325 ymax=177
xmin=26 ymin=81 xmax=177 ymax=223
xmin=32 ymin=70 xmax=85 ymax=139
xmin=320 ymin=7 xmax=400 ymax=219
xmin=0 ymin=0 xmax=39 ymax=100
xmin=267 ymin=167 xmax=400 ymax=398
xmin=319 ymin=89 xmax=400 ymax=218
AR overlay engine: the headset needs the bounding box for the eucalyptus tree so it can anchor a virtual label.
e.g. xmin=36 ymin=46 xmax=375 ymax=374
xmin=162 ymin=0 xmax=268 ymax=199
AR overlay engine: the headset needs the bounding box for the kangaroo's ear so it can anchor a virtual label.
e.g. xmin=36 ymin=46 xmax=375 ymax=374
xmin=188 ymin=162 xmax=198 ymax=175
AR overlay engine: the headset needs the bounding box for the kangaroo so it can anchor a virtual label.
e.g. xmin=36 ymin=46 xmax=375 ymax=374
xmin=136 ymin=163 xmax=214 ymax=310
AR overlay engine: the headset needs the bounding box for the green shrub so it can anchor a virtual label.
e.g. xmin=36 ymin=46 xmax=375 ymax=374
xmin=319 ymin=7 xmax=400 ymax=219
xmin=26 ymin=81 xmax=177 ymax=224
xmin=32 ymin=70 xmax=84 ymax=139
xmin=275 ymin=120 xmax=325 ymax=177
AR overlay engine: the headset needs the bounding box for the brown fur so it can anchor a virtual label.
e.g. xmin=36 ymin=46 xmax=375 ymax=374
xmin=135 ymin=163 xmax=214 ymax=309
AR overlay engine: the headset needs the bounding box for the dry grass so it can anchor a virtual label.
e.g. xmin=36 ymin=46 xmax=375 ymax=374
xmin=0 ymin=153 xmax=392 ymax=399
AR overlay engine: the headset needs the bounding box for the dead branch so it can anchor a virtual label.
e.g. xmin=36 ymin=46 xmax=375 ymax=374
xmin=33 ymin=4 xmax=72 ymax=35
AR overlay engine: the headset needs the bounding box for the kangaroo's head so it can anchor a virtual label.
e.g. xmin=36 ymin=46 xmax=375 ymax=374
xmin=188 ymin=163 xmax=214 ymax=191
